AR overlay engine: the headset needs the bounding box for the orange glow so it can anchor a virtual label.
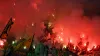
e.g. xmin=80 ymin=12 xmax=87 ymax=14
xmin=74 ymin=46 xmax=76 ymax=50
xmin=0 ymin=40 xmax=4 ymax=46
xmin=94 ymin=45 xmax=97 ymax=49
xmin=53 ymin=24 xmax=99 ymax=51
xmin=63 ymin=45 xmax=67 ymax=48
xmin=80 ymin=33 xmax=85 ymax=38
xmin=87 ymin=48 xmax=91 ymax=51
xmin=61 ymin=38 xmax=63 ymax=41
xmin=70 ymin=39 xmax=72 ymax=43
xmin=84 ymin=43 xmax=86 ymax=46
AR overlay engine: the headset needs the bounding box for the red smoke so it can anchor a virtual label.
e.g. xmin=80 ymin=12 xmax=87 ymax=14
xmin=0 ymin=0 xmax=99 ymax=47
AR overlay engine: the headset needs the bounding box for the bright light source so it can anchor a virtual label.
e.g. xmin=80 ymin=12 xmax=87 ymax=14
xmin=24 ymin=46 xmax=27 ymax=49
xmin=0 ymin=43 xmax=3 ymax=46
xmin=61 ymin=38 xmax=63 ymax=41
xmin=33 ymin=45 xmax=35 ymax=49
xmin=81 ymin=33 xmax=85 ymax=38
xmin=63 ymin=45 xmax=66 ymax=48
xmin=70 ymin=40 xmax=72 ymax=43
xmin=12 ymin=41 xmax=15 ymax=44
xmin=13 ymin=18 xmax=15 ymax=21
xmin=20 ymin=37 xmax=22 ymax=39
xmin=52 ymin=14 xmax=55 ymax=17
xmin=87 ymin=48 xmax=91 ymax=51
xmin=84 ymin=43 xmax=86 ymax=46
xmin=32 ymin=22 xmax=34 ymax=26
xmin=48 ymin=22 xmax=52 ymax=27
xmin=0 ymin=40 xmax=4 ymax=46
xmin=94 ymin=45 xmax=97 ymax=49
xmin=74 ymin=46 xmax=76 ymax=50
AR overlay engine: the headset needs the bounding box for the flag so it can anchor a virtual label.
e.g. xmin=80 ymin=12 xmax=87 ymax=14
xmin=0 ymin=18 xmax=14 ymax=39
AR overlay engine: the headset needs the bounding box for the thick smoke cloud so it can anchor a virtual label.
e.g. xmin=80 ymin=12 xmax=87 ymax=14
xmin=0 ymin=0 xmax=100 ymax=47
